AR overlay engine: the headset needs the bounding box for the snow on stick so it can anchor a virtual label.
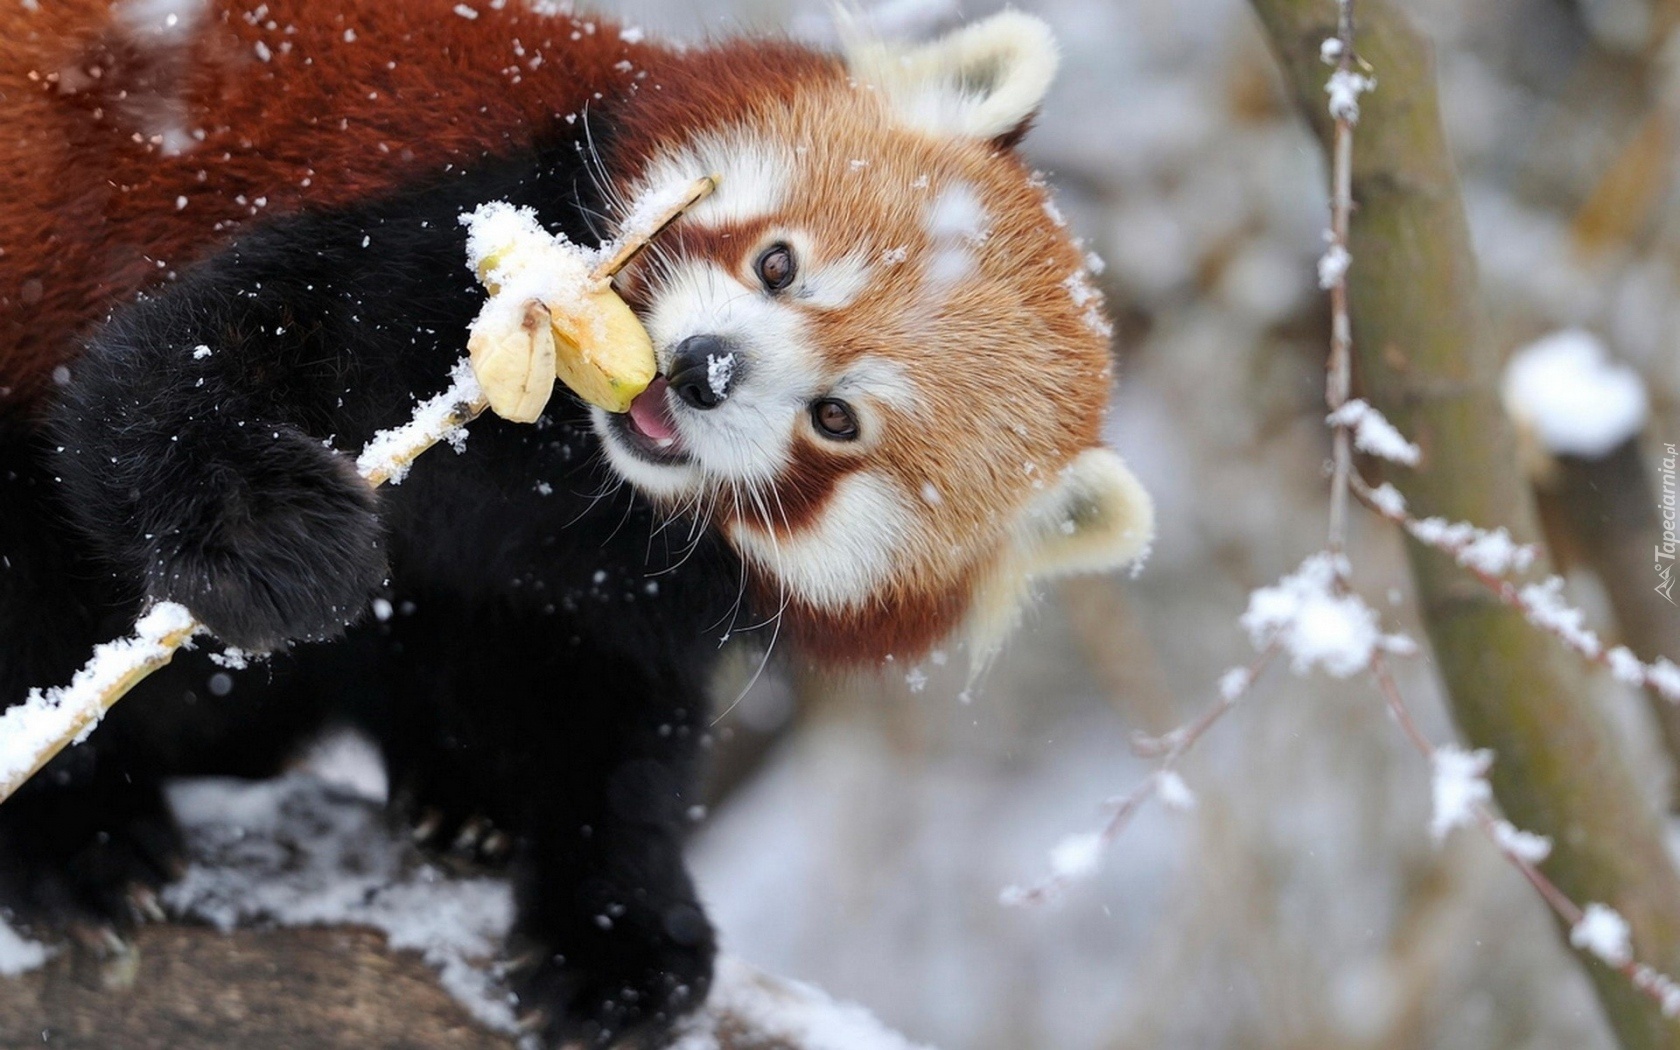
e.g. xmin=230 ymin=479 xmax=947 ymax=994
xmin=0 ymin=176 xmax=717 ymax=808
xmin=0 ymin=603 xmax=198 ymax=804
xmin=0 ymin=366 xmax=486 ymax=807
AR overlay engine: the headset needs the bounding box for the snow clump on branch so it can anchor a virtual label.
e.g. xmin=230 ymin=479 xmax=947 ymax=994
xmin=1240 ymin=553 xmax=1412 ymax=677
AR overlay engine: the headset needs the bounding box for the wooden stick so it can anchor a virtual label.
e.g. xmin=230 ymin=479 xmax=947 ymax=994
xmin=0 ymin=177 xmax=714 ymax=806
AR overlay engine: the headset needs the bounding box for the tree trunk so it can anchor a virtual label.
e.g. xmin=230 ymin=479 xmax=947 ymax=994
xmin=1247 ymin=1 xmax=1680 ymax=1045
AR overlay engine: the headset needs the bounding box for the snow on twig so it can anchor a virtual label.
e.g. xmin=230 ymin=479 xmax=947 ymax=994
xmin=1321 ymin=0 xmax=1364 ymax=554
xmin=1368 ymin=654 xmax=1680 ymax=1016
xmin=1326 ymin=399 xmax=1421 ymax=466
xmin=999 ymin=645 xmax=1279 ymax=906
xmin=2 ymin=177 xmax=716 ymax=808
xmin=1240 ymin=552 xmax=1414 ymax=676
xmin=0 ymin=365 xmax=490 ymax=808
xmin=354 ymin=359 xmax=486 ymax=485
xmin=1352 ymin=476 xmax=1680 ymax=702
xmin=1008 ymin=0 xmax=1680 ymax=1020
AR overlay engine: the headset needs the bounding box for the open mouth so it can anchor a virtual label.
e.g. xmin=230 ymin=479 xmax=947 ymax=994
xmin=611 ymin=376 xmax=692 ymax=464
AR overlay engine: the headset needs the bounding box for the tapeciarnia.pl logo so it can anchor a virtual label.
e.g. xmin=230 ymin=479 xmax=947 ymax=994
xmin=1659 ymin=442 xmax=1677 ymax=605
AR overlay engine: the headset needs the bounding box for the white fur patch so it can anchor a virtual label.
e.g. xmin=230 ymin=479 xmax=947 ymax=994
xmin=621 ymin=260 xmax=816 ymax=491
xmin=923 ymin=182 xmax=990 ymax=292
xmin=831 ymin=357 xmax=922 ymax=415
xmin=796 ymin=249 xmax=874 ymax=311
xmin=629 ymin=133 xmax=793 ymax=228
xmin=843 ymin=11 xmax=1060 ymax=141
xmin=729 ymin=471 xmax=911 ymax=608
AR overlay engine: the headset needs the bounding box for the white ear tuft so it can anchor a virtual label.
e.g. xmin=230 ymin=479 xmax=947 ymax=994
xmin=965 ymin=447 xmax=1154 ymax=663
xmin=843 ymin=11 xmax=1060 ymax=142
xmin=1012 ymin=447 xmax=1155 ymax=579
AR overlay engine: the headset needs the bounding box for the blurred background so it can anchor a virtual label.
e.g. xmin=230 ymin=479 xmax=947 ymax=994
xmin=579 ymin=0 xmax=1680 ymax=1046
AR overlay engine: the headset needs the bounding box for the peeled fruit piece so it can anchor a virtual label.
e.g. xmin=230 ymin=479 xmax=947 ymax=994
xmin=547 ymin=286 xmax=657 ymax=414
xmin=462 ymin=201 xmax=657 ymax=418
xmin=467 ymin=300 xmax=557 ymax=424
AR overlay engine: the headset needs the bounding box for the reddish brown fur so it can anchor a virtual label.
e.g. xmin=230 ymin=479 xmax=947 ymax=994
xmin=0 ymin=0 xmax=810 ymax=415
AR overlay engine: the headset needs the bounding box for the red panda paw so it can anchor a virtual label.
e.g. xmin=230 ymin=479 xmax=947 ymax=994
xmin=508 ymin=911 xmax=714 ymax=1049
xmin=130 ymin=426 xmax=389 ymax=653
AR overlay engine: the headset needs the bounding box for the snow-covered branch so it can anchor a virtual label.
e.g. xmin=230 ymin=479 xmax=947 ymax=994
xmin=1353 ymin=476 xmax=1680 ymax=703
xmin=1000 ymin=644 xmax=1278 ymax=906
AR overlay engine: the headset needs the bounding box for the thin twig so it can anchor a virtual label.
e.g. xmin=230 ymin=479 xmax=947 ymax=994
xmin=1002 ymin=642 xmax=1280 ymax=906
xmin=1323 ymin=0 xmax=1360 ymax=557
xmin=1369 ymin=653 xmax=1680 ymax=1015
xmin=1351 ymin=475 xmax=1680 ymax=702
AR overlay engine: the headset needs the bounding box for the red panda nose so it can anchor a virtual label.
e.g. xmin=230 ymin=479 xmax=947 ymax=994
xmin=668 ymin=334 xmax=738 ymax=410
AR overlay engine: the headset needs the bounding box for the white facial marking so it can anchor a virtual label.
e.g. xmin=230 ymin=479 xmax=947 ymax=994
xmin=631 ymin=132 xmax=793 ymax=227
xmin=832 ymin=357 xmax=923 ymax=415
xmin=729 ymin=472 xmax=912 ymax=608
xmin=796 ymin=249 xmax=874 ymax=311
xmin=632 ymin=261 xmax=812 ymax=486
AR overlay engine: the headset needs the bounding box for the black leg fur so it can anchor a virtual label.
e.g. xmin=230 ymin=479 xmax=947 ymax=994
xmin=11 ymin=140 xmax=748 ymax=1045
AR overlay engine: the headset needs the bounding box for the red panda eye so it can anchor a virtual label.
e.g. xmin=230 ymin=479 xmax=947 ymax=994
xmin=756 ymin=243 xmax=796 ymax=292
xmin=811 ymin=398 xmax=858 ymax=441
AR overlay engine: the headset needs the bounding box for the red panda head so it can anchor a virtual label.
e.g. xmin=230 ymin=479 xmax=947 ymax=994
xmin=595 ymin=13 xmax=1153 ymax=664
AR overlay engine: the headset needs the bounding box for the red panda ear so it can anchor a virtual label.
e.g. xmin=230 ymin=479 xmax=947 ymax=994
xmin=842 ymin=11 xmax=1060 ymax=145
xmin=966 ymin=447 xmax=1154 ymax=659
xmin=1009 ymin=447 xmax=1155 ymax=580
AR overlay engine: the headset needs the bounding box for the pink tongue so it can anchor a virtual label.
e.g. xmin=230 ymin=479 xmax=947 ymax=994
xmin=628 ymin=378 xmax=680 ymax=444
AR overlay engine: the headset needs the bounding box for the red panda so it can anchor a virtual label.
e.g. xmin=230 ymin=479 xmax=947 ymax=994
xmin=0 ymin=1 xmax=1151 ymax=1044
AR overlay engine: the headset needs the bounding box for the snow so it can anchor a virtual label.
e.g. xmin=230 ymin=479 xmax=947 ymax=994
xmin=671 ymin=958 xmax=933 ymax=1050
xmin=1155 ymin=770 xmax=1197 ymax=811
xmin=1490 ymin=819 xmax=1552 ymax=864
xmin=147 ymin=773 xmax=931 ymax=1045
xmin=1518 ymin=576 xmax=1603 ymax=660
xmin=1240 ymin=553 xmax=1387 ymax=677
xmin=1217 ymin=665 xmax=1251 ymax=701
xmin=0 ymin=602 xmax=198 ymax=791
xmin=162 ymin=774 xmax=521 ymax=1033
xmin=1317 ymin=243 xmax=1350 ymax=289
xmin=705 ymin=351 xmax=735 ymax=398
xmin=354 ymin=359 xmax=482 ymax=484
xmin=614 ymin=174 xmax=713 ymax=250
xmin=461 ymin=201 xmax=599 ymax=321
xmin=1367 ymin=482 xmax=1407 ymax=516
xmin=1428 ymin=745 xmax=1493 ymax=842
xmin=1502 ymin=329 xmax=1648 ymax=458
xmin=1048 ymin=831 xmax=1105 ymax=881
xmin=1570 ymin=903 xmax=1633 ymax=968
xmin=1325 ymin=69 xmax=1374 ymax=123
xmin=0 ymin=917 xmax=49 ymax=977
xmin=1326 ymin=399 xmax=1421 ymax=466
xmin=1062 ymin=269 xmax=1114 ymax=338
xmin=1406 ymin=516 xmax=1537 ymax=577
